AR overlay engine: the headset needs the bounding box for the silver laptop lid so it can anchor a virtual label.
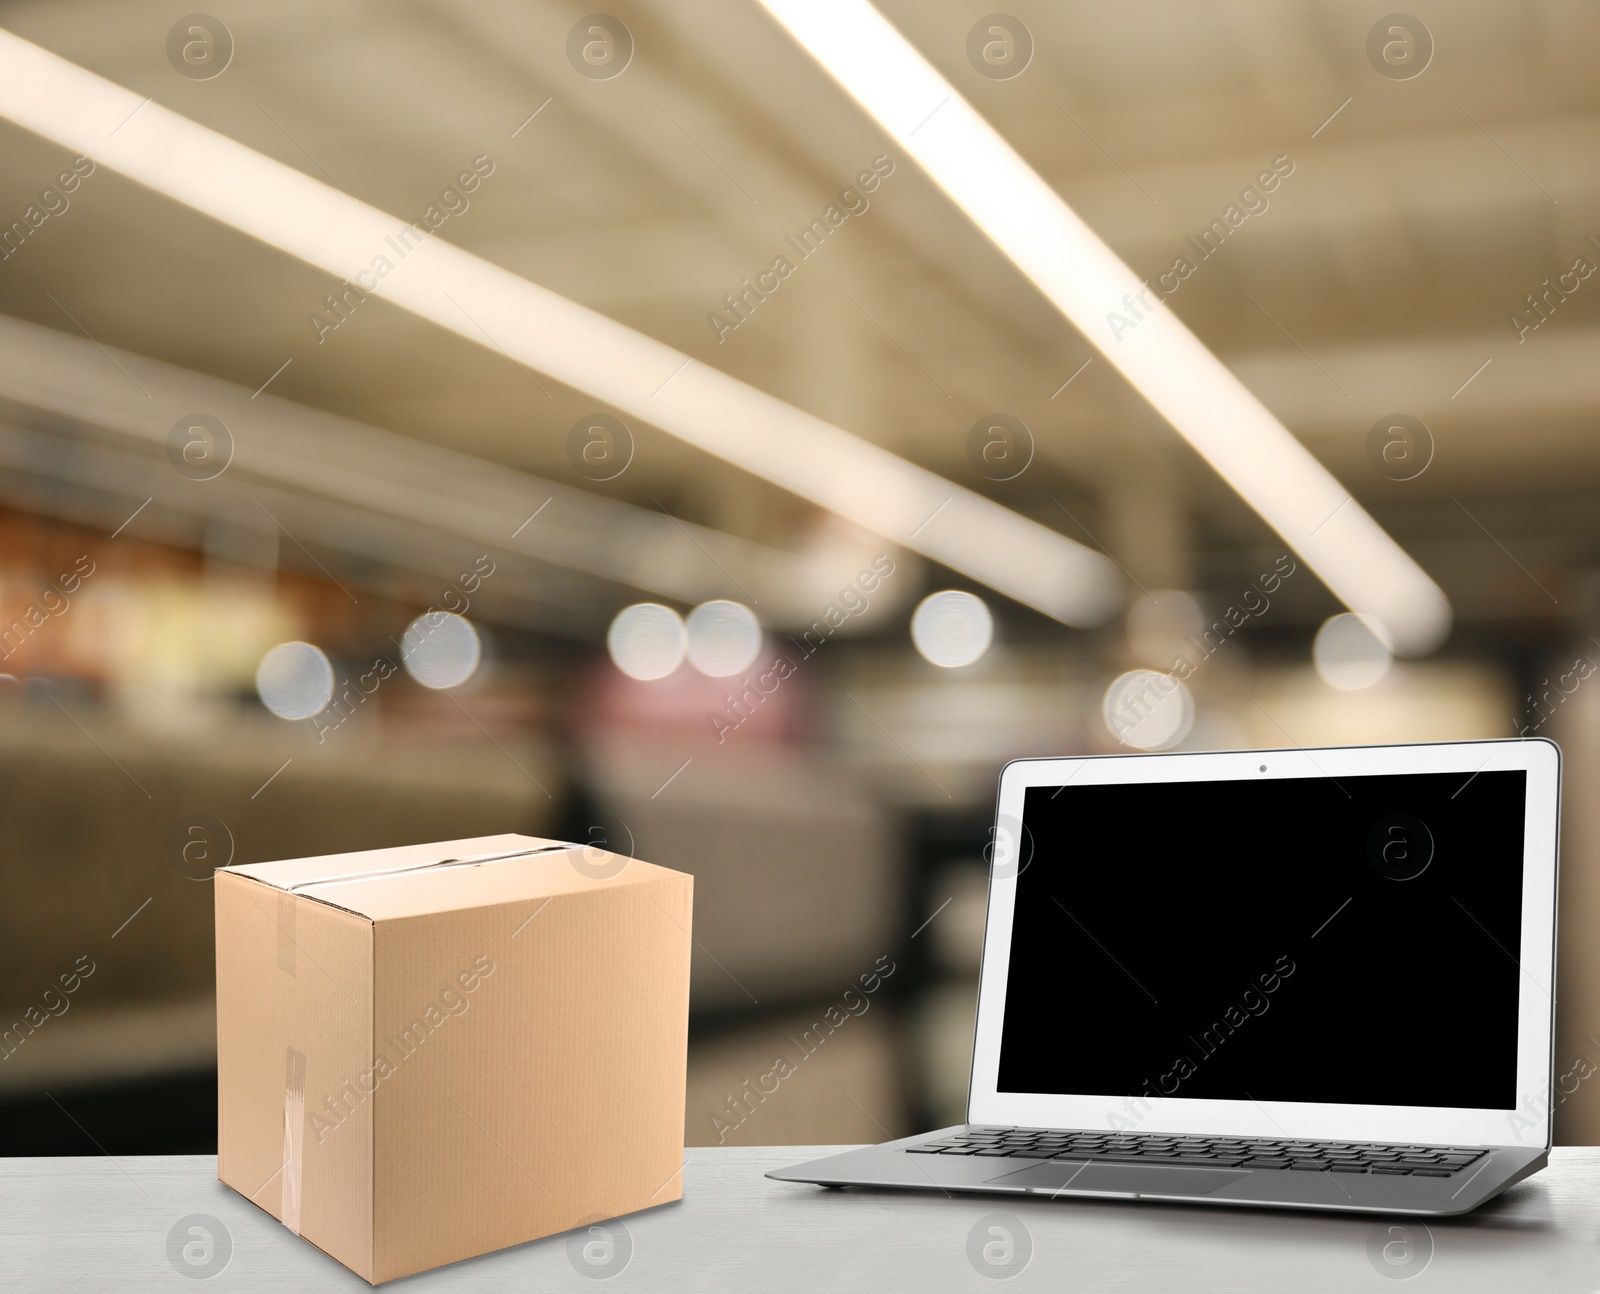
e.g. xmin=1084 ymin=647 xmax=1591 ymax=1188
xmin=968 ymin=740 xmax=1559 ymax=1149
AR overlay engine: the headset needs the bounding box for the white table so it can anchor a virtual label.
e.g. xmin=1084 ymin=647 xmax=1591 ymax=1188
xmin=4 ymin=1146 xmax=1596 ymax=1289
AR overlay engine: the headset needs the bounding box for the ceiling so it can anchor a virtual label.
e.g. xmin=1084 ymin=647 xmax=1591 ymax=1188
xmin=0 ymin=0 xmax=1596 ymax=640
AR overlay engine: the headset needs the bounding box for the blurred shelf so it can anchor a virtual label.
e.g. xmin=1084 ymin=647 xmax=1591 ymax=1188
xmin=0 ymin=995 xmax=213 ymax=1095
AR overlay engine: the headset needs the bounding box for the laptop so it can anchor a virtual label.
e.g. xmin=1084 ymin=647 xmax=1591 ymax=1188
xmin=772 ymin=738 xmax=1560 ymax=1215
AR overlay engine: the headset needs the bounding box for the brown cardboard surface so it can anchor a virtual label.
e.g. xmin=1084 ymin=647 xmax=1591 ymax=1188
xmin=215 ymin=834 xmax=692 ymax=1285
xmin=370 ymin=875 xmax=691 ymax=1280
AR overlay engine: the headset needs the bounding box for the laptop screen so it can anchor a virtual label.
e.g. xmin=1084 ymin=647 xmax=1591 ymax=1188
xmin=996 ymin=768 xmax=1528 ymax=1110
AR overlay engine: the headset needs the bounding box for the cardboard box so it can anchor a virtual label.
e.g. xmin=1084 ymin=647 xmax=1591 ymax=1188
xmin=214 ymin=833 xmax=692 ymax=1284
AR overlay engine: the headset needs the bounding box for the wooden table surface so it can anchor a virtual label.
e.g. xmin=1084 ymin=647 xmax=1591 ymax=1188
xmin=4 ymin=1145 xmax=1596 ymax=1290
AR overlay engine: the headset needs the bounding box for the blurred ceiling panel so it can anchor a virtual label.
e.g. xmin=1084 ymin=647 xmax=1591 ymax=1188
xmin=0 ymin=0 xmax=1591 ymax=626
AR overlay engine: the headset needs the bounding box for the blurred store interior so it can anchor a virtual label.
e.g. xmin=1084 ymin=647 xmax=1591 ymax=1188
xmin=2 ymin=0 xmax=1600 ymax=1152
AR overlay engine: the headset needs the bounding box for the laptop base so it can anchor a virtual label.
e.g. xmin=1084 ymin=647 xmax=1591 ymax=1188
xmin=769 ymin=1129 xmax=1548 ymax=1217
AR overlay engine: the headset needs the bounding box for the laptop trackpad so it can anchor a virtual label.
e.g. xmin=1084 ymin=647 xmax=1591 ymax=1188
xmin=990 ymin=1161 xmax=1250 ymax=1197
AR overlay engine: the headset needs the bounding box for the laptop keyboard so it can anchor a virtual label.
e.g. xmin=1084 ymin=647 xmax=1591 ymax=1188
xmin=907 ymin=1127 xmax=1489 ymax=1176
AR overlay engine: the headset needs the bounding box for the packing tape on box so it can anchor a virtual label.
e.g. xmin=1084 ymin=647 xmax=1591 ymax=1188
xmin=282 ymin=1046 xmax=307 ymax=1235
xmin=285 ymin=844 xmax=580 ymax=894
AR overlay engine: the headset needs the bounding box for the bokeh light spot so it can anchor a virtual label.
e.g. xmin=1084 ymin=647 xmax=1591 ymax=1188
xmin=607 ymin=603 xmax=687 ymax=681
xmin=400 ymin=612 xmax=482 ymax=690
xmin=1102 ymin=669 xmax=1194 ymax=749
xmin=1314 ymin=613 xmax=1393 ymax=690
xmin=686 ymin=600 xmax=762 ymax=677
xmin=911 ymin=591 xmax=994 ymax=668
xmin=255 ymin=641 xmax=334 ymax=720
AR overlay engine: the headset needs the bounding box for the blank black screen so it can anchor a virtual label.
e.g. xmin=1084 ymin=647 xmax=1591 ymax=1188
xmin=996 ymin=769 xmax=1527 ymax=1109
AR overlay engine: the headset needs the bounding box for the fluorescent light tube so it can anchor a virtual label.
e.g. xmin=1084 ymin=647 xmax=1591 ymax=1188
xmin=756 ymin=0 xmax=1451 ymax=655
xmin=0 ymin=29 xmax=1122 ymax=628
xmin=0 ymin=311 xmax=861 ymax=623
